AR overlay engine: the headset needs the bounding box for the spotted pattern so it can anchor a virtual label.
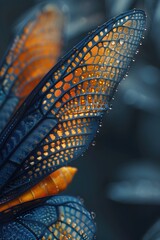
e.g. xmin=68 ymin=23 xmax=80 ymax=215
xmin=0 ymin=3 xmax=63 ymax=132
xmin=0 ymin=10 xmax=146 ymax=204
xmin=0 ymin=196 xmax=96 ymax=240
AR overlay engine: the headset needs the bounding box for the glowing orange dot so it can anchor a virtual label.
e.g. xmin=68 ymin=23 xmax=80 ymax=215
xmin=55 ymin=81 xmax=63 ymax=89
xmin=47 ymin=93 xmax=52 ymax=99
xmin=63 ymin=83 xmax=70 ymax=91
xmin=94 ymin=35 xmax=99 ymax=42
xmin=55 ymin=89 xmax=61 ymax=97
xmin=55 ymin=102 xmax=61 ymax=108
xmin=64 ymin=73 xmax=73 ymax=82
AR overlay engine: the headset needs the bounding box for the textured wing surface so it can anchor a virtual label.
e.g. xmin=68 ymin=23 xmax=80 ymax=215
xmin=0 ymin=2 xmax=64 ymax=132
xmin=0 ymin=10 xmax=146 ymax=204
xmin=0 ymin=196 xmax=96 ymax=240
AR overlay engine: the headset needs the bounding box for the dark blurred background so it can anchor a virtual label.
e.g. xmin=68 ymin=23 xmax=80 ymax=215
xmin=0 ymin=0 xmax=160 ymax=239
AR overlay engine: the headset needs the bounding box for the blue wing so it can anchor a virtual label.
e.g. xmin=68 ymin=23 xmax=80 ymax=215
xmin=0 ymin=196 xmax=96 ymax=240
xmin=0 ymin=9 xmax=146 ymax=204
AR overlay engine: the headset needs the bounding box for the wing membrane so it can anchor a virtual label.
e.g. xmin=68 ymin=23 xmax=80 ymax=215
xmin=0 ymin=10 xmax=146 ymax=204
xmin=0 ymin=2 xmax=64 ymax=132
xmin=0 ymin=196 xmax=96 ymax=240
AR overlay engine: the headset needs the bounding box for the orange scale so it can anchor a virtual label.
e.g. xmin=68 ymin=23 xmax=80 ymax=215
xmin=94 ymin=56 xmax=100 ymax=64
xmin=91 ymin=46 xmax=98 ymax=56
xmin=94 ymin=35 xmax=99 ymax=42
xmin=55 ymin=89 xmax=62 ymax=97
xmin=64 ymin=73 xmax=73 ymax=82
xmin=98 ymin=47 xmax=105 ymax=56
xmin=75 ymin=68 xmax=82 ymax=76
xmin=72 ymin=62 xmax=76 ymax=68
xmin=83 ymin=47 xmax=87 ymax=52
xmin=87 ymin=65 xmax=94 ymax=71
xmin=100 ymin=56 xmax=106 ymax=63
xmin=62 ymin=97 xmax=67 ymax=103
xmin=63 ymin=83 xmax=70 ymax=91
xmin=63 ymin=93 xmax=70 ymax=100
xmin=55 ymin=81 xmax=63 ymax=89
xmin=84 ymin=52 xmax=91 ymax=61
xmin=123 ymin=20 xmax=132 ymax=27
xmin=86 ymin=57 xmax=94 ymax=64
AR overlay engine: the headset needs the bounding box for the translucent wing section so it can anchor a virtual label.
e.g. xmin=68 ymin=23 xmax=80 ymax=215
xmin=0 ymin=2 xmax=64 ymax=132
xmin=0 ymin=196 xmax=96 ymax=240
xmin=0 ymin=10 xmax=146 ymax=203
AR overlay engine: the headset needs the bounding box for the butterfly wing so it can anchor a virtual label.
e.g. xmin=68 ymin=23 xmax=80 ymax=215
xmin=0 ymin=2 xmax=64 ymax=132
xmin=0 ymin=196 xmax=96 ymax=240
xmin=0 ymin=10 xmax=146 ymax=204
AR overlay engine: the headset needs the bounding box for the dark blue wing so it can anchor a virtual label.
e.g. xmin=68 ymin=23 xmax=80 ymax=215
xmin=0 ymin=196 xmax=96 ymax=240
xmin=0 ymin=9 xmax=146 ymax=204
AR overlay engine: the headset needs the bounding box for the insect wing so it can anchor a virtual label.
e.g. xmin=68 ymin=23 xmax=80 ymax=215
xmin=0 ymin=196 xmax=96 ymax=240
xmin=0 ymin=2 xmax=64 ymax=132
xmin=0 ymin=10 xmax=146 ymax=204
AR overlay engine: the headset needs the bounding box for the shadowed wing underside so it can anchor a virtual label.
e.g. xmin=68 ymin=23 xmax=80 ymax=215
xmin=0 ymin=10 xmax=146 ymax=205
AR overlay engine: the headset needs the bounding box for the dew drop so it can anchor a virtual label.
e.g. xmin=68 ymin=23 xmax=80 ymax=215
xmin=119 ymin=39 xmax=124 ymax=45
xmin=91 ymin=211 xmax=96 ymax=219
xmin=111 ymin=41 xmax=115 ymax=46
xmin=92 ymin=141 xmax=96 ymax=146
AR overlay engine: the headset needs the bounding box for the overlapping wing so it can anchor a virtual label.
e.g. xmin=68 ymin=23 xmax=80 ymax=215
xmin=0 ymin=196 xmax=96 ymax=240
xmin=0 ymin=10 xmax=146 ymax=204
xmin=0 ymin=2 xmax=64 ymax=132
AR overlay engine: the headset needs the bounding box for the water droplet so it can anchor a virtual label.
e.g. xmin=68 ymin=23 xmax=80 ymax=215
xmin=132 ymin=59 xmax=135 ymax=62
xmin=111 ymin=41 xmax=115 ymax=46
xmin=91 ymin=211 xmax=96 ymax=219
xmin=92 ymin=141 xmax=96 ymax=146
xmin=119 ymin=39 xmax=124 ymax=45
